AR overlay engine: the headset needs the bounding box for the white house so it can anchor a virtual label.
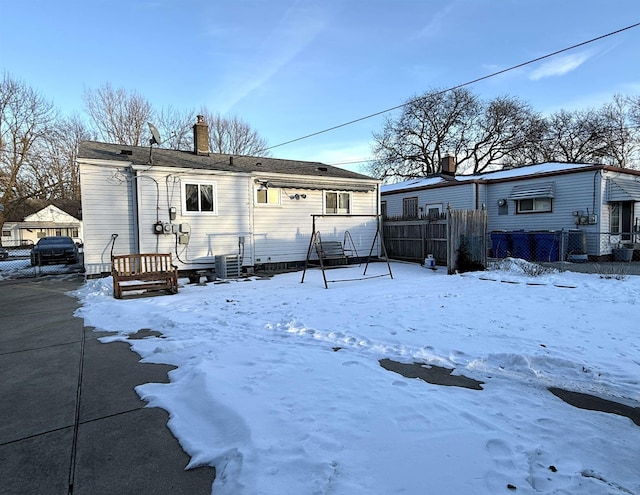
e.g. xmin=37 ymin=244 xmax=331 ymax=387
xmin=381 ymin=157 xmax=640 ymax=260
xmin=1 ymin=200 xmax=82 ymax=247
xmin=77 ymin=117 xmax=382 ymax=276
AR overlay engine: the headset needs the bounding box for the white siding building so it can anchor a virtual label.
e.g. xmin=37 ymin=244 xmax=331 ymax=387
xmin=78 ymin=119 xmax=381 ymax=276
xmin=382 ymin=158 xmax=640 ymax=259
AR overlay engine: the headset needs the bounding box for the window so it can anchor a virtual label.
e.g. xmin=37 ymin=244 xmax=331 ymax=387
xmin=516 ymin=197 xmax=551 ymax=213
xmin=325 ymin=191 xmax=351 ymax=214
xmin=403 ymin=197 xmax=418 ymax=218
xmin=425 ymin=203 xmax=443 ymax=220
xmin=255 ymin=187 xmax=281 ymax=206
xmin=2 ymin=230 xmax=10 ymax=237
xmin=381 ymin=201 xmax=387 ymax=219
xmin=610 ymin=203 xmax=620 ymax=234
xmin=183 ymin=182 xmax=217 ymax=214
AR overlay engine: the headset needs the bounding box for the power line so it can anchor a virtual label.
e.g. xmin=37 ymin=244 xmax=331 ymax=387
xmin=261 ymin=21 xmax=640 ymax=154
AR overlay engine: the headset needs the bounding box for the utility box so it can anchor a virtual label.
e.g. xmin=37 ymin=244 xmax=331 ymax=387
xmin=215 ymin=254 xmax=242 ymax=279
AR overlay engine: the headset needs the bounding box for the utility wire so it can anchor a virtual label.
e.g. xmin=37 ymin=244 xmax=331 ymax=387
xmin=260 ymin=22 xmax=640 ymax=154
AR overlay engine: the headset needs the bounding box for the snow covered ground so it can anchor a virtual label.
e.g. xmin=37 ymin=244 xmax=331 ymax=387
xmin=74 ymin=260 xmax=640 ymax=495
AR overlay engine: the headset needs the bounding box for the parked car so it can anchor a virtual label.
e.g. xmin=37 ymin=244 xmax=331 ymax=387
xmin=31 ymin=236 xmax=79 ymax=266
xmin=0 ymin=247 xmax=8 ymax=260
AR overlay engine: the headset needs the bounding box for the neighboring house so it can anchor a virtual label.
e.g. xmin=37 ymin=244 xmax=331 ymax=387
xmin=1 ymin=200 xmax=83 ymax=246
xmin=77 ymin=117 xmax=381 ymax=276
xmin=381 ymin=156 xmax=640 ymax=259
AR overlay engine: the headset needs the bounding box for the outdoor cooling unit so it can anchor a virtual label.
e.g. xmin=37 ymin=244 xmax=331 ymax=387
xmin=215 ymin=254 xmax=242 ymax=279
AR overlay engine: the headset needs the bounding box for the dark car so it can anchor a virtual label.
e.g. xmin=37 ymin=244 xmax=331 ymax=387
xmin=0 ymin=247 xmax=8 ymax=260
xmin=31 ymin=236 xmax=79 ymax=266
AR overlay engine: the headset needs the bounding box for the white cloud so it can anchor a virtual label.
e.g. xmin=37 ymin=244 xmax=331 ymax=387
xmin=214 ymin=1 xmax=328 ymax=114
xmin=413 ymin=3 xmax=456 ymax=40
xmin=529 ymin=51 xmax=592 ymax=81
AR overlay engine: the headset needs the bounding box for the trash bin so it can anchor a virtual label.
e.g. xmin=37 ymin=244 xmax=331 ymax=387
xmin=490 ymin=231 xmax=511 ymax=258
xmin=533 ymin=231 xmax=560 ymax=262
xmin=510 ymin=231 xmax=533 ymax=261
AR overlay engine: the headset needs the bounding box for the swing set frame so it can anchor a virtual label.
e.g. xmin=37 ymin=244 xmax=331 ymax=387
xmin=301 ymin=214 xmax=393 ymax=288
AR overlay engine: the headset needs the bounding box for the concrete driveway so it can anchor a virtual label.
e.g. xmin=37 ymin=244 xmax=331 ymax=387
xmin=0 ymin=276 xmax=215 ymax=495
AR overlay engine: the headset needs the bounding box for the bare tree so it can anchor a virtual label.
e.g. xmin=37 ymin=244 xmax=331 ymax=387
xmin=198 ymin=109 xmax=270 ymax=156
xmin=19 ymin=114 xmax=92 ymax=200
xmin=83 ymin=83 xmax=152 ymax=146
xmin=0 ymin=72 xmax=57 ymax=234
xmin=368 ymin=88 xmax=542 ymax=180
xmin=466 ymin=96 xmax=544 ymax=173
xmin=369 ymin=88 xmax=480 ymax=181
xmin=537 ymin=108 xmax=607 ymax=164
xmin=154 ymin=106 xmax=195 ymax=151
xmin=596 ymin=94 xmax=639 ymax=168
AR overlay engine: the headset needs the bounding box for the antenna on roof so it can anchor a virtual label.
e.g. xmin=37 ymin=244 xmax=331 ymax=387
xmin=147 ymin=122 xmax=161 ymax=164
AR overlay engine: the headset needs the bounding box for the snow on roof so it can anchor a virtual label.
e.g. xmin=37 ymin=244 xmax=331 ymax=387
xmin=381 ymin=162 xmax=597 ymax=193
xmin=381 ymin=176 xmax=448 ymax=193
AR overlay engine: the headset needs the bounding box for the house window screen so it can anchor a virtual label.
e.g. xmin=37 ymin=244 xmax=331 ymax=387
xmin=325 ymin=191 xmax=351 ymax=214
xmin=517 ymin=198 xmax=551 ymax=213
xmin=184 ymin=182 xmax=216 ymax=213
xmin=403 ymin=197 xmax=418 ymax=218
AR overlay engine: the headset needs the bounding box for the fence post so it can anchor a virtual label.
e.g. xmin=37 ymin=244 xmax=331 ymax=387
xmin=559 ymin=228 xmax=566 ymax=272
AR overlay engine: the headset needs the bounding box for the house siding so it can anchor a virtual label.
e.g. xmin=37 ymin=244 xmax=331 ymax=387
xmin=383 ymin=183 xmax=476 ymax=218
xmin=134 ymin=168 xmax=252 ymax=269
xmin=252 ymin=183 xmax=380 ymax=263
xmin=485 ymin=170 xmax=601 ymax=232
xmin=380 ymin=165 xmax=639 ymax=258
xmin=79 ymin=152 xmax=381 ymax=274
xmin=79 ymin=162 xmax=137 ymax=274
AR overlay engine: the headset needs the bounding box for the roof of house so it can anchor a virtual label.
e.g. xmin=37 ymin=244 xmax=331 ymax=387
xmin=78 ymin=141 xmax=377 ymax=183
xmin=381 ymin=162 xmax=639 ymax=194
xmin=3 ymin=199 xmax=82 ymax=222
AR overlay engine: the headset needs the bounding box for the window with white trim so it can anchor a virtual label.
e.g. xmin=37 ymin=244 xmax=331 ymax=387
xmin=516 ymin=197 xmax=551 ymax=213
xmin=255 ymin=186 xmax=281 ymax=206
xmin=403 ymin=197 xmax=418 ymax=218
xmin=425 ymin=203 xmax=443 ymax=220
xmin=325 ymin=191 xmax=351 ymax=214
xmin=183 ymin=182 xmax=217 ymax=214
xmin=610 ymin=203 xmax=621 ymax=234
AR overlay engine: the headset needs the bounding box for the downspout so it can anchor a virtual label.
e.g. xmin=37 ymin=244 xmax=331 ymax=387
xmin=132 ymin=168 xmax=142 ymax=254
xmin=475 ymin=182 xmax=479 ymax=210
xmin=593 ymin=169 xmax=602 ymax=256
xmin=376 ymin=183 xmax=381 ymax=257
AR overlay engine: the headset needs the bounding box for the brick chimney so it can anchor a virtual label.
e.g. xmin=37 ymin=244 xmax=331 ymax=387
xmin=193 ymin=115 xmax=209 ymax=155
xmin=440 ymin=155 xmax=456 ymax=176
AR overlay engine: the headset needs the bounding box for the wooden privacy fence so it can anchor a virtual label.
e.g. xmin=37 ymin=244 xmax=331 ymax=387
xmin=446 ymin=209 xmax=487 ymax=274
xmin=382 ymin=220 xmax=447 ymax=263
xmin=382 ymin=209 xmax=487 ymax=274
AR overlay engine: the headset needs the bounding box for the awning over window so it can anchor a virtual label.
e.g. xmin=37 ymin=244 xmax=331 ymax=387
xmin=507 ymin=182 xmax=555 ymax=200
xmin=256 ymin=179 xmax=376 ymax=192
xmin=607 ymin=177 xmax=640 ymax=201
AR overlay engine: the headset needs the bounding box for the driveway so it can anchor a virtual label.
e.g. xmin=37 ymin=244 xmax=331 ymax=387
xmin=0 ymin=275 xmax=215 ymax=494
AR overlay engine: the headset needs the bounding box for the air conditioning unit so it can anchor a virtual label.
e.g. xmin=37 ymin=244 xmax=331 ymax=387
xmin=215 ymin=254 xmax=241 ymax=279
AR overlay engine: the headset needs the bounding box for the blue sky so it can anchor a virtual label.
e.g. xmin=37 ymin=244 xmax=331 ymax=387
xmin=1 ymin=0 xmax=639 ymax=172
